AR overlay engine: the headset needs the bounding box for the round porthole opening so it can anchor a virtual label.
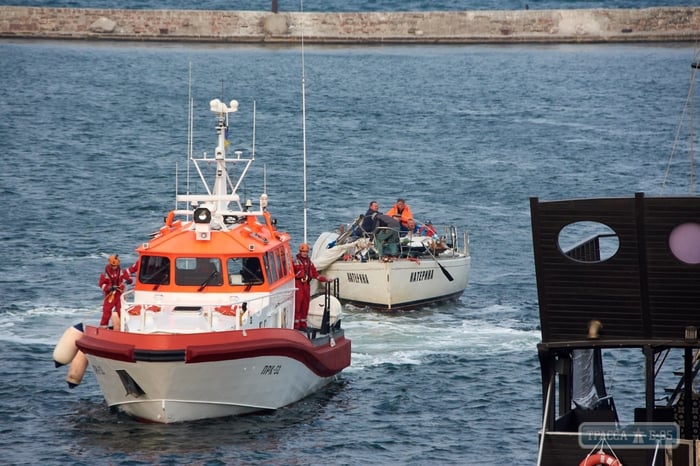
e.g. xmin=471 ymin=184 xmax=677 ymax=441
xmin=669 ymin=222 xmax=700 ymax=265
xmin=557 ymin=221 xmax=619 ymax=263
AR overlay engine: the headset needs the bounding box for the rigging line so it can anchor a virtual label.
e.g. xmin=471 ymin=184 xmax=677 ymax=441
xmin=689 ymin=48 xmax=698 ymax=193
xmin=301 ymin=0 xmax=308 ymax=244
xmin=662 ymin=52 xmax=698 ymax=193
xmin=187 ymin=62 xmax=193 ymax=204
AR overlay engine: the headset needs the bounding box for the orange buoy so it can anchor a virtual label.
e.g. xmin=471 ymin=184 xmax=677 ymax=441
xmin=52 ymin=323 xmax=84 ymax=368
xmin=128 ymin=304 xmax=161 ymax=315
xmin=215 ymin=304 xmax=239 ymax=316
xmin=66 ymin=350 xmax=89 ymax=389
xmin=579 ymin=451 xmax=622 ymax=466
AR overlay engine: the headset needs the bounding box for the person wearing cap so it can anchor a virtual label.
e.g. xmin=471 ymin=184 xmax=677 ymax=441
xmin=293 ymin=243 xmax=327 ymax=331
xmin=401 ymin=218 xmax=422 ymax=238
xmin=98 ymin=254 xmax=135 ymax=328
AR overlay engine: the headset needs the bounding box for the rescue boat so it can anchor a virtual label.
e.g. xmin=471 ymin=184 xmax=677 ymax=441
xmin=56 ymin=96 xmax=351 ymax=423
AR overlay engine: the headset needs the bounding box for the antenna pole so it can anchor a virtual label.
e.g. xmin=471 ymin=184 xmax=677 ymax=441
xmin=301 ymin=0 xmax=308 ymax=244
xmin=252 ymin=100 xmax=257 ymax=159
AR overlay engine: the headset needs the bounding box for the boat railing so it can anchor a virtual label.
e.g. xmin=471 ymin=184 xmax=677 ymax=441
xmin=564 ymin=233 xmax=617 ymax=262
xmin=331 ymin=220 xmax=469 ymax=260
xmin=119 ymin=289 xmax=295 ymax=334
xmin=434 ymin=224 xmax=470 ymax=258
xmin=342 ymin=226 xmax=467 ymax=260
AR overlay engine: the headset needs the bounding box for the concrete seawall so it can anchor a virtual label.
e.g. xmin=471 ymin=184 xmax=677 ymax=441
xmin=1 ymin=6 xmax=699 ymax=44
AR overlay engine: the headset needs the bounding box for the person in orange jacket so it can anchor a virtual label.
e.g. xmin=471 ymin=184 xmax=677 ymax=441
xmin=386 ymin=198 xmax=414 ymax=231
xmin=293 ymin=243 xmax=327 ymax=331
xmin=98 ymin=254 xmax=135 ymax=327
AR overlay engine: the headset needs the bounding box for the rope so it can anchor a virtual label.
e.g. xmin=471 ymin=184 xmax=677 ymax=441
xmin=662 ymin=47 xmax=700 ymax=193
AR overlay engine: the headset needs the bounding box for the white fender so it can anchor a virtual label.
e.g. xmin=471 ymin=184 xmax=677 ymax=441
xmin=52 ymin=323 xmax=84 ymax=368
xmin=307 ymin=295 xmax=342 ymax=329
xmin=66 ymin=350 xmax=89 ymax=389
xmin=111 ymin=311 xmax=120 ymax=331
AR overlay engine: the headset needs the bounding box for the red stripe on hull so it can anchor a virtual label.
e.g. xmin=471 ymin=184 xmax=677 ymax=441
xmin=76 ymin=326 xmax=350 ymax=378
xmin=76 ymin=336 xmax=135 ymax=362
xmin=186 ymin=337 xmax=351 ymax=377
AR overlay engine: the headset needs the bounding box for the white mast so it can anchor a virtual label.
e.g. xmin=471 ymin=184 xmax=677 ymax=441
xmin=301 ymin=0 xmax=308 ymax=244
xmin=210 ymin=98 xmax=239 ymax=213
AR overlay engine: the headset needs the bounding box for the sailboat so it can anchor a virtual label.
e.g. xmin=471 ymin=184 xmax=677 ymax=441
xmin=311 ymin=217 xmax=470 ymax=310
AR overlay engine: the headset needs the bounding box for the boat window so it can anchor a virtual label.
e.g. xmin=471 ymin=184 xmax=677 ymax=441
xmin=175 ymin=258 xmax=223 ymax=286
xmin=227 ymin=257 xmax=264 ymax=285
xmin=277 ymin=248 xmax=285 ymax=277
xmin=273 ymin=250 xmax=283 ymax=281
xmin=139 ymin=256 xmax=170 ymax=285
xmin=265 ymin=251 xmax=278 ymax=284
xmin=558 ymin=221 xmax=619 ymax=263
xmin=669 ymin=222 xmax=700 ymax=265
xmin=263 ymin=255 xmax=271 ymax=283
xmin=282 ymin=247 xmax=292 ymax=276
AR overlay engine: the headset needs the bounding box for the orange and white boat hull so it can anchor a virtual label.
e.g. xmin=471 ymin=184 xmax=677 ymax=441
xmin=76 ymin=326 xmax=350 ymax=423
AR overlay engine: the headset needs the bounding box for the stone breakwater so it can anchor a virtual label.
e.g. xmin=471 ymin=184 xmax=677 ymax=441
xmin=1 ymin=6 xmax=699 ymax=44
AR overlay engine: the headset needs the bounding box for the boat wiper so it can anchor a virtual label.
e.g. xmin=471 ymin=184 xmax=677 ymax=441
xmin=198 ymin=271 xmax=219 ymax=292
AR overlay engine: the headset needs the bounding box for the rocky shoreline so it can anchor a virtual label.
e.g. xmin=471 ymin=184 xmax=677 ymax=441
xmin=1 ymin=6 xmax=699 ymax=44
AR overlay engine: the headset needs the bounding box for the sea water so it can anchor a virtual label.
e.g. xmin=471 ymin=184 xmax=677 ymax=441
xmin=0 ymin=40 xmax=697 ymax=464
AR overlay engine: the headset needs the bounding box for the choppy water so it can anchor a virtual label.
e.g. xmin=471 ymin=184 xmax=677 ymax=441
xmin=1 ymin=39 xmax=698 ymax=464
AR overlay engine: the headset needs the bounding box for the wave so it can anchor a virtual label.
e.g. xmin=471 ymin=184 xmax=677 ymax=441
xmin=343 ymin=304 xmax=540 ymax=371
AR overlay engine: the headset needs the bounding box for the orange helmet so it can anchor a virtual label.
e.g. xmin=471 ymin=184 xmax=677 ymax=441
xmin=299 ymin=243 xmax=310 ymax=252
xmin=108 ymin=255 xmax=120 ymax=267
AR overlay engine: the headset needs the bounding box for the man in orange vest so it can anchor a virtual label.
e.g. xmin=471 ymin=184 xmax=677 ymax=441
xmin=386 ymin=198 xmax=414 ymax=231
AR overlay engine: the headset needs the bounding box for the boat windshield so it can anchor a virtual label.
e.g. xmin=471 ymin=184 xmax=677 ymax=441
xmin=175 ymin=258 xmax=223 ymax=287
xmin=139 ymin=256 xmax=170 ymax=286
xmin=227 ymin=257 xmax=264 ymax=286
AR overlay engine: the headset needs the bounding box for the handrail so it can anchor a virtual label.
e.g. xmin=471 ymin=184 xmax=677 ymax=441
xmin=536 ymin=375 xmax=555 ymax=466
xmin=119 ymin=288 xmax=295 ymax=333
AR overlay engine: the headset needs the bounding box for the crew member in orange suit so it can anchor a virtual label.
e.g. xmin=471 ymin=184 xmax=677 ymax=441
xmin=293 ymin=243 xmax=327 ymax=330
xmin=98 ymin=255 xmax=135 ymax=327
xmin=386 ymin=198 xmax=414 ymax=231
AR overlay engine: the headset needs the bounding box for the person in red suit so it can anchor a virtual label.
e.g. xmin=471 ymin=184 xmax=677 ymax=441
xmin=293 ymin=243 xmax=327 ymax=330
xmin=98 ymin=254 xmax=135 ymax=327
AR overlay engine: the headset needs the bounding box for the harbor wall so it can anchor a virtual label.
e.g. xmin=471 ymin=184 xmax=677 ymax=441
xmin=1 ymin=6 xmax=699 ymax=44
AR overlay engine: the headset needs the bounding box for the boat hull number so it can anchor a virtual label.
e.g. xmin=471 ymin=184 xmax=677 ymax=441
xmin=260 ymin=364 xmax=282 ymax=375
